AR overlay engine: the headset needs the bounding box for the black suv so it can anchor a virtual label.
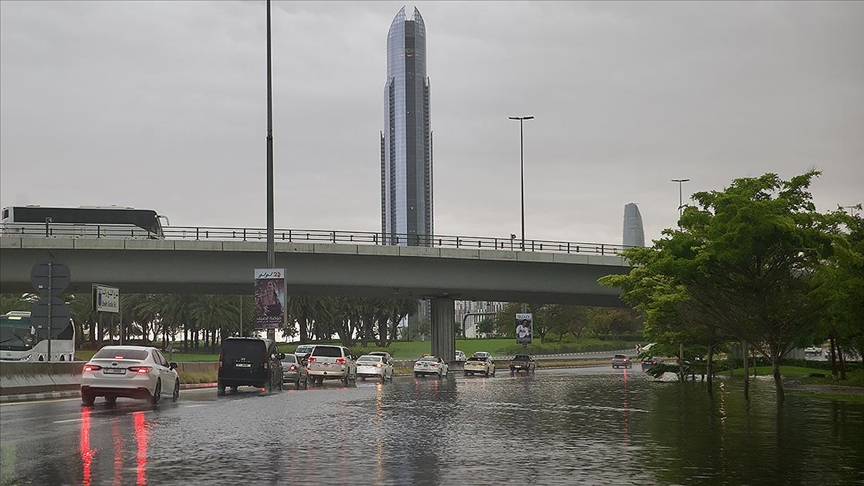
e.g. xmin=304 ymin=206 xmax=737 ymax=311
xmin=218 ymin=337 xmax=284 ymax=395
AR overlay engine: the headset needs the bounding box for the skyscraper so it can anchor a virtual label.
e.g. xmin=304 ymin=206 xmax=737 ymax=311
xmin=623 ymin=203 xmax=645 ymax=248
xmin=381 ymin=6 xmax=432 ymax=246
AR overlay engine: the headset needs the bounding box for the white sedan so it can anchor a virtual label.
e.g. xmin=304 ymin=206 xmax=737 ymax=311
xmin=413 ymin=355 xmax=449 ymax=378
xmin=356 ymin=354 xmax=394 ymax=381
xmin=81 ymin=345 xmax=180 ymax=406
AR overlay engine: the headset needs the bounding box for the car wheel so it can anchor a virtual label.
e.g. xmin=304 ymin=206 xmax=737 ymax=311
xmin=217 ymin=381 xmax=226 ymax=396
xmin=150 ymin=379 xmax=162 ymax=405
xmin=415 ymin=372 xmax=420 ymax=378
xmin=104 ymin=395 xmax=117 ymax=406
xmin=81 ymin=391 xmax=95 ymax=406
xmin=173 ymin=380 xmax=180 ymax=401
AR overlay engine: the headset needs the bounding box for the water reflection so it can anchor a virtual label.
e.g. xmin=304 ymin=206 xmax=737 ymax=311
xmin=78 ymin=406 xmax=151 ymax=485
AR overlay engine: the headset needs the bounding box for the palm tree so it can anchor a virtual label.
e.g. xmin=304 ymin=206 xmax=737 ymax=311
xmin=191 ymin=295 xmax=237 ymax=353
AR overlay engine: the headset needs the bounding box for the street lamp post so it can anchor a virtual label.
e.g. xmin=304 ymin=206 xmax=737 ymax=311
xmin=509 ymin=116 xmax=534 ymax=251
xmin=671 ymin=178 xmax=690 ymax=221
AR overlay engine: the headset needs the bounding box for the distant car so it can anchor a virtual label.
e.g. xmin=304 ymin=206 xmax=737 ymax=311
xmin=454 ymin=350 xmax=467 ymax=362
xmin=508 ymin=354 xmax=536 ymax=374
xmin=218 ymin=337 xmax=284 ymax=395
xmin=306 ymin=345 xmax=357 ymax=385
xmin=640 ymin=356 xmax=659 ymax=371
xmin=414 ymin=355 xmax=449 ymax=378
xmin=81 ymin=345 xmax=179 ymax=406
xmin=612 ymin=354 xmax=632 ymax=369
xmin=804 ymin=346 xmax=823 ymax=356
xmin=281 ymin=354 xmax=309 ymax=390
xmin=356 ymin=354 xmax=394 ymax=381
xmin=472 ymin=351 xmax=491 ymax=359
xmin=367 ymin=351 xmax=394 ymax=365
xmin=464 ymin=355 xmax=496 ymax=377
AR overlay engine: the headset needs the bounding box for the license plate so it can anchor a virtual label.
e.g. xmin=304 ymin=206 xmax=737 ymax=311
xmin=103 ymin=368 xmax=125 ymax=374
xmin=423 ymin=363 xmax=429 ymax=367
xmin=235 ymin=363 xmax=251 ymax=368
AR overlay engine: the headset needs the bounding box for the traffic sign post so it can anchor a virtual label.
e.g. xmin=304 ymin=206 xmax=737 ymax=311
xmin=30 ymin=258 xmax=71 ymax=361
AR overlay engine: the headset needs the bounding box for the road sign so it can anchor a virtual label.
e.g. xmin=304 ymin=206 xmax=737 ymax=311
xmin=30 ymin=259 xmax=71 ymax=295
xmin=93 ymin=284 xmax=120 ymax=313
xmin=30 ymin=297 xmax=72 ymax=337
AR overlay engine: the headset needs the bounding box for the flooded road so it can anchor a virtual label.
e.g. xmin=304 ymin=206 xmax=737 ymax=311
xmin=1 ymin=367 xmax=862 ymax=485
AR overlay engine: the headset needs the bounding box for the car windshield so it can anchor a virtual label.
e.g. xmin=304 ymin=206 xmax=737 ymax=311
xmin=514 ymin=355 xmax=530 ymax=360
xmin=614 ymin=355 xmax=627 ymax=359
xmin=295 ymin=345 xmax=314 ymax=354
xmin=93 ymin=348 xmax=149 ymax=361
xmin=357 ymin=356 xmax=382 ymax=363
xmin=418 ymin=356 xmax=437 ymax=362
xmin=466 ymin=357 xmax=484 ymax=362
xmin=281 ymin=355 xmax=297 ymax=364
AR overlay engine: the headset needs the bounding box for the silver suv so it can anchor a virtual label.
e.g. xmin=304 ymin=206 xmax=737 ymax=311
xmin=306 ymin=345 xmax=357 ymax=385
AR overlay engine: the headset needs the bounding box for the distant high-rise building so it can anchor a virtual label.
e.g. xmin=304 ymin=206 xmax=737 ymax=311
xmin=381 ymin=6 xmax=432 ymax=247
xmin=623 ymin=203 xmax=645 ymax=247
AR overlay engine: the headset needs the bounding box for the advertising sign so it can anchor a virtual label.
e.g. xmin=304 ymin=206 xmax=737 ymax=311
xmin=515 ymin=313 xmax=533 ymax=344
xmin=93 ymin=285 xmax=120 ymax=313
xmin=254 ymin=268 xmax=286 ymax=329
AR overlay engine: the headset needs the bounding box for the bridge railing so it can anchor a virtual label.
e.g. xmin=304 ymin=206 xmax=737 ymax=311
xmin=1 ymin=222 xmax=634 ymax=256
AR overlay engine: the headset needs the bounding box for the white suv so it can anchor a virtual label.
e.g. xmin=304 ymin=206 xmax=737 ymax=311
xmin=306 ymin=345 xmax=357 ymax=385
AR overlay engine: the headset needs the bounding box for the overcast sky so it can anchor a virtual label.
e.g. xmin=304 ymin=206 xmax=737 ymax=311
xmin=1 ymin=1 xmax=862 ymax=246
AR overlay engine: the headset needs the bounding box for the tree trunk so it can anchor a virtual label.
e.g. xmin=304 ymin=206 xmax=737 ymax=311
xmin=838 ymin=342 xmax=847 ymax=381
xmin=706 ymin=344 xmax=714 ymax=395
xmin=829 ymin=334 xmax=838 ymax=380
xmin=743 ymin=341 xmax=750 ymax=400
xmin=772 ymin=355 xmax=785 ymax=403
xmin=679 ymin=342 xmax=685 ymax=381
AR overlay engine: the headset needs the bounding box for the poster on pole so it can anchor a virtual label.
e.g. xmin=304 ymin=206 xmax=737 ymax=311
xmin=515 ymin=313 xmax=533 ymax=344
xmin=254 ymin=268 xmax=286 ymax=329
xmin=93 ymin=284 xmax=120 ymax=313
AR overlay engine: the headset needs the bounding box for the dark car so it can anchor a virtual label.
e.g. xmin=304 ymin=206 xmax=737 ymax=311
xmin=281 ymin=354 xmax=309 ymax=390
xmin=612 ymin=354 xmax=632 ymax=369
xmin=509 ymin=354 xmax=536 ymax=374
xmin=640 ymin=356 xmax=659 ymax=371
xmin=218 ymin=337 xmax=284 ymax=395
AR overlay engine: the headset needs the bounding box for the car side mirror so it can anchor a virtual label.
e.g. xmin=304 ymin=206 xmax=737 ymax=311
xmin=169 ymin=362 xmax=178 ymax=370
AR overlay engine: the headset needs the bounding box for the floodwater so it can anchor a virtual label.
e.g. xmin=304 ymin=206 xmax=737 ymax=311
xmin=1 ymin=367 xmax=862 ymax=485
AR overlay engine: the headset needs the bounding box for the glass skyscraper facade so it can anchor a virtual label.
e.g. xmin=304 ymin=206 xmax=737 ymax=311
xmin=623 ymin=203 xmax=645 ymax=248
xmin=381 ymin=6 xmax=432 ymax=246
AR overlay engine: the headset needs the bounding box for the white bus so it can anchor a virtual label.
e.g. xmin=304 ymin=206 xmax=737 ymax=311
xmin=0 ymin=311 xmax=76 ymax=362
xmin=1 ymin=205 xmax=168 ymax=239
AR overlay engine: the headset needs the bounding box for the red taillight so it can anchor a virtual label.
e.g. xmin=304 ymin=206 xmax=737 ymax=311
xmin=336 ymin=358 xmax=346 ymax=364
xmin=307 ymin=357 xmax=317 ymax=363
xmin=83 ymin=364 xmax=101 ymax=373
xmin=289 ymin=364 xmax=297 ymax=371
xmin=128 ymin=366 xmax=151 ymax=374
xmin=430 ymin=363 xmax=438 ymax=367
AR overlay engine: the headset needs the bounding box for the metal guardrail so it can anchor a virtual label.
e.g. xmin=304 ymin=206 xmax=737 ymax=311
xmin=1 ymin=222 xmax=633 ymax=256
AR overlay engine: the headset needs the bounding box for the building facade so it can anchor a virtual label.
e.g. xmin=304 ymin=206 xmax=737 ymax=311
xmin=623 ymin=203 xmax=645 ymax=248
xmin=381 ymin=6 xmax=432 ymax=247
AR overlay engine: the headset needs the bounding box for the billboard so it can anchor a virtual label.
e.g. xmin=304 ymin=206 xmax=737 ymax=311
xmin=93 ymin=284 xmax=120 ymax=313
xmin=515 ymin=313 xmax=533 ymax=344
xmin=254 ymin=268 xmax=286 ymax=329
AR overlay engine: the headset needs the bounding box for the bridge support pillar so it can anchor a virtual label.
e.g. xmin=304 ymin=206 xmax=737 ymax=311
xmin=430 ymin=297 xmax=456 ymax=364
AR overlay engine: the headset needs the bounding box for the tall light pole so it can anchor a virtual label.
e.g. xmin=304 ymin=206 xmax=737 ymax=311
xmin=509 ymin=116 xmax=534 ymax=250
xmin=671 ymin=178 xmax=690 ymax=222
xmin=265 ymin=0 xmax=275 ymax=269
xmin=265 ymin=0 xmax=275 ymax=341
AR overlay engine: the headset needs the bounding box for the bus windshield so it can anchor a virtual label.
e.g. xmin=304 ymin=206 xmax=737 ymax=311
xmin=0 ymin=315 xmax=36 ymax=351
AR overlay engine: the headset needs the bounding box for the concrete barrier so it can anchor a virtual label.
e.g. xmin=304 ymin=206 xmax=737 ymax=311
xmin=0 ymin=361 xmax=84 ymax=396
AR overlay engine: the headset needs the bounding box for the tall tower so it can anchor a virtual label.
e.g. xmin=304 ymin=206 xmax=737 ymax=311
xmin=381 ymin=6 xmax=432 ymax=246
xmin=623 ymin=203 xmax=645 ymax=248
